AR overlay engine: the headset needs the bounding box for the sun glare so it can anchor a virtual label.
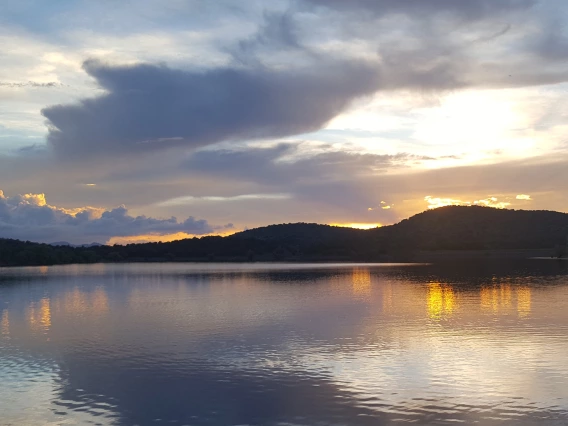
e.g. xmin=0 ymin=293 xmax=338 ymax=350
xmin=331 ymin=223 xmax=382 ymax=230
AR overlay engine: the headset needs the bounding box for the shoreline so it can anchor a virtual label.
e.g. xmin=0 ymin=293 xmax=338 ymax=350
xmin=0 ymin=248 xmax=565 ymax=268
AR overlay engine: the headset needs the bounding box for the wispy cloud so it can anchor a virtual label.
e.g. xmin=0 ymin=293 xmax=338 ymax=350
xmin=0 ymin=81 xmax=64 ymax=88
xmin=516 ymin=194 xmax=532 ymax=200
xmin=158 ymin=193 xmax=292 ymax=207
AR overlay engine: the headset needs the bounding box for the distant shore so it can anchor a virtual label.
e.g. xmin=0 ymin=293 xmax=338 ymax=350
xmin=1 ymin=248 xmax=564 ymax=269
xmin=413 ymin=249 xmax=557 ymax=262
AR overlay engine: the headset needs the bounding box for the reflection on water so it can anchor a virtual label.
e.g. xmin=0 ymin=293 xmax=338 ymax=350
xmin=351 ymin=267 xmax=372 ymax=296
xmin=40 ymin=298 xmax=51 ymax=330
xmin=56 ymin=286 xmax=109 ymax=316
xmin=1 ymin=310 xmax=8 ymax=336
xmin=518 ymin=286 xmax=532 ymax=317
xmin=480 ymin=284 xmax=532 ymax=317
xmin=427 ymin=283 xmax=457 ymax=319
xmin=27 ymin=298 xmax=52 ymax=334
xmin=0 ymin=261 xmax=568 ymax=425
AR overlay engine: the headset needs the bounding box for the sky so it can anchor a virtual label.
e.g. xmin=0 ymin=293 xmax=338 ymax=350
xmin=1 ymin=0 xmax=568 ymax=244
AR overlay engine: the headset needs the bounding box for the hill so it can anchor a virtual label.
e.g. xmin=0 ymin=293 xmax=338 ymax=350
xmin=1 ymin=206 xmax=567 ymax=266
xmin=233 ymin=222 xmax=367 ymax=241
xmin=374 ymin=206 xmax=568 ymax=251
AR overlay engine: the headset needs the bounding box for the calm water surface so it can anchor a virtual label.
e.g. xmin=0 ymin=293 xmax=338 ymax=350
xmin=1 ymin=261 xmax=568 ymax=425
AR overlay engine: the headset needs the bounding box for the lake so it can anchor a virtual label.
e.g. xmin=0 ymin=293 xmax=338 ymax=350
xmin=1 ymin=260 xmax=568 ymax=425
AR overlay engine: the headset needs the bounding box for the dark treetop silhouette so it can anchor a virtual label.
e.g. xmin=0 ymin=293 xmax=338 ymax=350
xmin=1 ymin=206 xmax=568 ymax=267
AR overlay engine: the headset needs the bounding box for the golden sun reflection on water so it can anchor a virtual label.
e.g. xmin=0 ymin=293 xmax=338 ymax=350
xmin=27 ymin=305 xmax=37 ymax=329
xmin=480 ymin=284 xmax=531 ymax=317
xmin=61 ymin=288 xmax=89 ymax=314
xmin=54 ymin=287 xmax=110 ymax=315
xmin=39 ymin=298 xmax=51 ymax=329
xmin=1 ymin=310 xmax=9 ymax=336
xmin=427 ymin=283 xmax=457 ymax=319
xmin=91 ymin=288 xmax=110 ymax=313
xmin=27 ymin=298 xmax=51 ymax=333
xmin=382 ymin=282 xmax=393 ymax=312
xmin=480 ymin=286 xmax=500 ymax=313
xmin=22 ymin=287 xmax=112 ymax=334
xmin=352 ymin=268 xmax=372 ymax=296
xmin=517 ymin=287 xmax=532 ymax=317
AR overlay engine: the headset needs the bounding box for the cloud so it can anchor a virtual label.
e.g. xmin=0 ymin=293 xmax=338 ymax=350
xmin=425 ymin=195 xmax=511 ymax=210
xmin=158 ymin=193 xmax=292 ymax=207
xmin=2 ymin=138 xmax=567 ymax=236
xmin=474 ymin=197 xmax=511 ymax=209
xmin=530 ymin=21 xmax=568 ymax=62
xmin=0 ymin=81 xmax=64 ymax=88
xmin=3 ymin=0 xmax=568 ymax=235
xmin=297 ymin=0 xmax=568 ymax=92
xmin=0 ymin=189 xmax=230 ymax=244
xmin=178 ymin=143 xmax=421 ymax=223
xmin=232 ymin=11 xmax=302 ymax=65
xmin=516 ymin=194 xmax=532 ymax=200
xmin=302 ymin=0 xmax=535 ymax=21
xmin=31 ymin=1 xmax=568 ymax=166
xmin=41 ymin=58 xmax=380 ymax=159
xmin=182 ymin=143 xmax=421 ymax=185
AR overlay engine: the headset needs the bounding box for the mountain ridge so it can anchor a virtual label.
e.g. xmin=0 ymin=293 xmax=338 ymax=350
xmin=1 ymin=206 xmax=567 ymax=266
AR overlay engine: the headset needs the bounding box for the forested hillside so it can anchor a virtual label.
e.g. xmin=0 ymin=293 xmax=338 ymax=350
xmin=1 ymin=206 xmax=567 ymax=266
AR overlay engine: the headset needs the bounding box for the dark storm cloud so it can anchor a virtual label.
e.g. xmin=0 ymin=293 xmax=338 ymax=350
xmin=302 ymin=0 xmax=536 ymax=20
xmin=38 ymin=0 xmax=568 ymax=163
xmin=41 ymin=58 xmax=380 ymax=159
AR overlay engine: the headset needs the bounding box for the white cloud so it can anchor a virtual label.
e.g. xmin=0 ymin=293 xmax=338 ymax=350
xmin=516 ymin=194 xmax=532 ymax=200
xmin=0 ymin=189 xmax=229 ymax=244
xmin=0 ymin=0 xmax=567 ymax=233
xmin=157 ymin=193 xmax=292 ymax=207
xmin=425 ymin=195 xmax=511 ymax=210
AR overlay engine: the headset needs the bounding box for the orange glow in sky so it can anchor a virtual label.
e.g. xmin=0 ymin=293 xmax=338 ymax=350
xmin=107 ymin=230 xmax=238 ymax=245
xmin=331 ymin=223 xmax=382 ymax=230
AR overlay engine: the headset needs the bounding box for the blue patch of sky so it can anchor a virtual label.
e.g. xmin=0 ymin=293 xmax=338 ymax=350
xmin=0 ymin=0 xmax=78 ymax=35
xmin=0 ymin=0 xmax=263 ymax=41
xmin=0 ymin=126 xmax=44 ymax=153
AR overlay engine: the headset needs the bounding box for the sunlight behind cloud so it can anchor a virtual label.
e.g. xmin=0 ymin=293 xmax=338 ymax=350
xmin=474 ymin=198 xmax=511 ymax=209
xmin=413 ymin=90 xmax=532 ymax=156
xmin=425 ymin=196 xmax=511 ymax=210
xmin=331 ymin=223 xmax=382 ymax=230
xmin=107 ymin=229 xmax=238 ymax=245
xmin=321 ymin=88 xmax=544 ymax=170
xmin=424 ymin=196 xmax=467 ymax=209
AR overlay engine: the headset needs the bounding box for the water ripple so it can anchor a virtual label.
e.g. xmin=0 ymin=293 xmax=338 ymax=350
xmin=1 ymin=261 xmax=568 ymax=425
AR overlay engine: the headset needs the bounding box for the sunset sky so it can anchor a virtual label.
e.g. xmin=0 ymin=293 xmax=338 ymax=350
xmin=1 ymin=0 xmax=568 ymax=244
